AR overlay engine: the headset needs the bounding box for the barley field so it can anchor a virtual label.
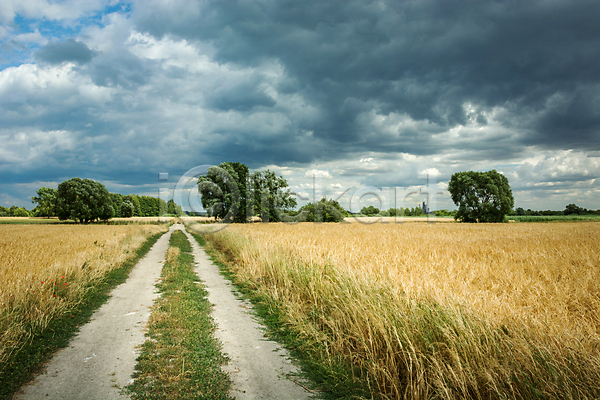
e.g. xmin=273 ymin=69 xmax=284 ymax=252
xmin=196 ymin=221 xmax=600 ymax=399
xmin=0 ymin=224 xmax=166 ymax=367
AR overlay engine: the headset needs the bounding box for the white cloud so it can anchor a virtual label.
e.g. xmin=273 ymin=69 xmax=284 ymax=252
xmin=304 ymin=169 xmax=332 ymax=179
xmin=0 ymin=0 xmax=113 ymax=24
xmin=0 ymin=129 xmax=76 ymax=169
xmin=15 ymin=29 xmax=47 ymax=45
xmin=420 ymin=168 xmax=440 ymax=177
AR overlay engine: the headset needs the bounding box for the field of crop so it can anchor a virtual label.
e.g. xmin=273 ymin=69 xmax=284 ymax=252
xmin=0 ymin=224 xmax=167 ymax=369
xmin=196 ymin=221 xmax=600 ymax=399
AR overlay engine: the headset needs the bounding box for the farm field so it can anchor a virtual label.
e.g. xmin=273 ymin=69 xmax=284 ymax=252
xmin=197 ymin=221 xmax=600 ymax=399
xmin=0 ymin=224 xmax=167 ymax=370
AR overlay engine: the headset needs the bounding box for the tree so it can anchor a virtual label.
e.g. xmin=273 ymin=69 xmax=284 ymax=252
xmin=296 ymin=198 xmax=347 ymax=222
xmin=360 ymin=205 xmax=380 ymax=216
xmin=515 ymin=207 xmax=525 ymax=216
xmin=110 ymin=193 xmax=125 ymax=217
xmin=448 ymin=170 xmax=514 ymax=223
xmin=227 ymin=162 xmax=249 ymax=223
xmin=249 ymin=170 xmax=297 ymax=222
xmin=564 ymin=203 xmax=584 ymax=215
xmin=56 ymin=178 xmax=114 ymax=223
xmin=125 ymin=194 xmax=141 ymax=217
xmin=166 ymin=199 xmax=183 ymax=216
xmin=31 ymin=187 xmax=57 ymax=218
xmin=12 ymin=207 xmax=30 ymax=217
xmin=197 ymin=163 xmax=242 ymax=222
xmin=121 ymin=200 xmax=135 ymax=218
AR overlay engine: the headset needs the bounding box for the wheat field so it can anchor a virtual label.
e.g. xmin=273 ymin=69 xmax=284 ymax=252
xmin=0 ymin=224 xmax=166 ymax=367
xmin=197 ymin=221 xmax=600 ymax=399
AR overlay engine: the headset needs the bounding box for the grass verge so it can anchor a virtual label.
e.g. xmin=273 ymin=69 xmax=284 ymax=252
xmin=189 ymin=231 xmax=370 ymax=400
xmin=508 ymin=214 xmax=600 ymax=222
xmin=0 ymin=230 xmax=166 ymax=400
xmin=125 ymin=230 xmax=231 ymax=400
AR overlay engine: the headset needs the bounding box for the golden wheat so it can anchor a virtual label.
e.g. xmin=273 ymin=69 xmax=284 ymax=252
xmin=230 ymin=222 xmax=600 ymax=341
xmin=194 ymin=221 xmax=600 ymax=399
xmin=0 ymin=224 xmax=166 ymax=367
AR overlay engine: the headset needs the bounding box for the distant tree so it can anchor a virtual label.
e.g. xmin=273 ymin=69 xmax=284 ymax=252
xmin=448 ymin=170 xmax=514 ymax=223
xmin=296 ymin=198 xmax=347 ymax=222
xmin=227 ymin=162 xmax=249 ymax=223
xmin=166 ymin=199 xmax=183 ymax=216
xmin=198 ymin=162 xmax=296 ymax=223
xmin=125 ymin=194 xmax=141 ymax=217
xmin=564 ymin=203 xmax=584 ymax=215
xmin=411 ymin=206 xmax=425 ymax=216
xmin=515 ymin=207 xmax=525 ymax=216
xmin=360 ymin=205 xmax=380 ymax=216
xmin=158 ymin=198 xmax=168 ymax=216
xmin=121 ymin=200 xmax=135 ymax=218
xmin=434 ymin=209 xmax=456 ymax=217
xmin=0 ymin=206 xmax=8 ymax=217
xmin=110 ymin=193 xmax=125 ymax=217
xmin=12 ymin=207 xmax=30 ymax=217
xmin=387 ymin=208 xmax=403 ymax=217
xmin=250 ymin=170 xmax=297 ymax=222
xmin=138 ymin=195 xmax=159 ymax=216
xmin=198 ymin=163 xmax=242 ymax=222
xmin=56 ymin=178 xmax=114 ymax=223
xmin=31 ymin=187 xmax=57 ymax=218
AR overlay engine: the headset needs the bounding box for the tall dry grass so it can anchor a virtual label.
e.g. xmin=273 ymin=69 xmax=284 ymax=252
xmin=194 ymin=222 xmax=600 ymax=399
xmin=0 ymin=224 xmax=166 ymax=367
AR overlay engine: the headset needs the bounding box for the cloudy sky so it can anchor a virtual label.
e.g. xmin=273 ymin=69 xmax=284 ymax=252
xmin=1 ymin=0 xmax=599 ymax=213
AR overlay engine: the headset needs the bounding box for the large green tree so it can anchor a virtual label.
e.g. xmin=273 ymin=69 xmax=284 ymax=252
xmin=249 ymin=170 xmax=296 ymax=222
xmin=448 ymin=170 xmax=514 ymax=223
xmin=197 ymin=163 xmax=243 ymax=222
xmin=197 ymin=163 xmax=295 ymax=223
xmin=564 ymin=203 xmax=585 ymax=215
xmin=56 ymin=178 xmax=114 ymax=223
xmin=31 ymin=187 xmax=57 ymax=217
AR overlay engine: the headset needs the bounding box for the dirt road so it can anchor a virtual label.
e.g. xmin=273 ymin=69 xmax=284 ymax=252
xmin=183 ymin=229 xmax=312 ymax=399
xmin=15 ymin=224 xmax=312 ymax=399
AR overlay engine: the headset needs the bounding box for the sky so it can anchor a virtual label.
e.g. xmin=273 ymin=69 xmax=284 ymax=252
xmin=1 ymin=0 xmax=599 ymax=213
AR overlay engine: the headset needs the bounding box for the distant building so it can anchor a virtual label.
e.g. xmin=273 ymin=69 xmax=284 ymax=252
xmin=422 ymin=201 xmax=428 ymax=214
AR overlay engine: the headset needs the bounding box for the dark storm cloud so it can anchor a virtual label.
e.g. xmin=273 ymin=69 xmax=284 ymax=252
xmin=208 ymin=82 xmax=276 ymax=112
xmin=133 ymin=0 xmax=600 ymax=158
xmin=88 ymin=52 xmax=154 ymax=88
xmin=36 ymin=38 xmax=95 ymax=65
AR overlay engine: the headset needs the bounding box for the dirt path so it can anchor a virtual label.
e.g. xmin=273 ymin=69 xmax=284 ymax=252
xmin=14 ymin=224 xmax=177 ymax=400
xmin=15 ymin=224 xmax=312 ymax=399
xmin=182 ymin=229 xmax=312 ymax=399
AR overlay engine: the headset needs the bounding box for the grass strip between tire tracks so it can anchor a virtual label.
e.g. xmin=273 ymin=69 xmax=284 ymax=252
xmin=125 ymin=230 xmax=232 ymax=400
xmin=0 ymin=229 xmax=168 ymax=400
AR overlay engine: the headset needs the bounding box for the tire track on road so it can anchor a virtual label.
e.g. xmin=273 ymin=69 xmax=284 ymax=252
xmin=15 ymin=224 xmax=177 ymax=400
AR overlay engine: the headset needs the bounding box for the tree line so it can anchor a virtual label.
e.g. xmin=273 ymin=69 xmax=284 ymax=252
xmin=5 ymin=168 xmax=595 ymax=223
xmin=26 ymin=177 xmax=182 ymax=223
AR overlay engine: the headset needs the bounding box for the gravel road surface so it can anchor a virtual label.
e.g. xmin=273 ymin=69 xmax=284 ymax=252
xmin=15 ymin=224 xmax=312 ymax=399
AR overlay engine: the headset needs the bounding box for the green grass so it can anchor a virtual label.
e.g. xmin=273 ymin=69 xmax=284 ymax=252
xmin=509 ymin=214 xmax=600 ymax=222
xmin=189 ymin=231 xmax=369 ymax=400
xmin=0 ymin=230 xmax=167 ymax=400
xmin=125 ymin=230 xmax=232 ymax=400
